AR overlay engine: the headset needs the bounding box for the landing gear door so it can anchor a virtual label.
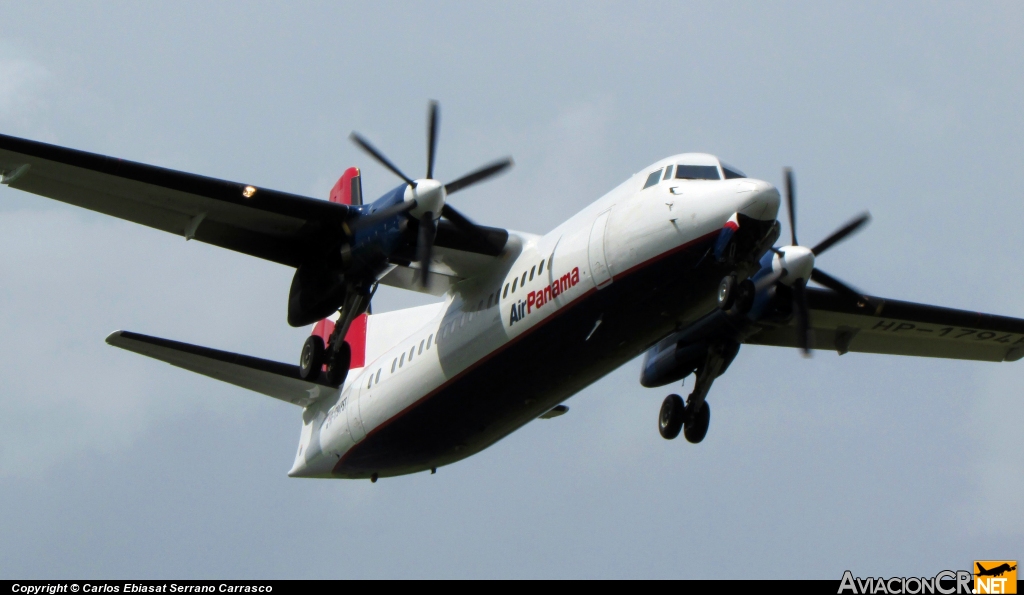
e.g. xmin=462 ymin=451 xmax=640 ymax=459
xmin=345 ymin=376 xmax=367 ymax=443
xmin=588 ymin=209 xmax=613 ymax=289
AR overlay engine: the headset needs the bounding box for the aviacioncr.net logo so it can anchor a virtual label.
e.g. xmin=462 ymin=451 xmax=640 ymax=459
xmin=838 ymin=570 xmax=973 ymax=594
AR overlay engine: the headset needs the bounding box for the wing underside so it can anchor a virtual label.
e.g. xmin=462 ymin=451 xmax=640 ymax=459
xmin=0 ymin=133 xmax=508 ymax=272
xmin=746 ymin=288 xmax=1024 ymax=362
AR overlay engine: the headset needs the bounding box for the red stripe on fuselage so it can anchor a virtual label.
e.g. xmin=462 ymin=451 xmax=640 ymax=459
xmin=333 ymin=228 xmax=721 ymax=474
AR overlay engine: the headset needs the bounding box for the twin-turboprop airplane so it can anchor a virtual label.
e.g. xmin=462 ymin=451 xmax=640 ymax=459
xmin=3 ymin=102 xmax=1023 ymax=482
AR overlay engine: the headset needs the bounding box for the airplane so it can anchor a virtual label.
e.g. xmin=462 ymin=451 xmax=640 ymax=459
xmin=3 ymin=101 xmax=1024 ymax=482
xmin=976 ymin=563 xmax=1016 ymax=578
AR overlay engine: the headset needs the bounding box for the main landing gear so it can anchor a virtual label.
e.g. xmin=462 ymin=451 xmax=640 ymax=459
xmin=658 ymin=342 xmax=730 ymax=444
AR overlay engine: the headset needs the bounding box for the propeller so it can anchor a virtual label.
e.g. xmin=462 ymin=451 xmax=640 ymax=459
xmin=773 ymin=168 xmax=873 ymax=356
xmin=349 ymin=101 xmax=512 ymax=287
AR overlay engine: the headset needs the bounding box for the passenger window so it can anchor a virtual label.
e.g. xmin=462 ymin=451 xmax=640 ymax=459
xmin=663 ymin=165 xmax=673 ymax=180
xmin=419 ymin=340 xmax=424 ymax=355
xmin=478 ymin=300 xmax=483 ymax=311
xmin=375 ymin=369 xmax=381 ymax=383
xmin=368 ymin=376 xmax=373 ymax=389
xmin=461 ymin=313 xmax=467 ymax=327
xmin=487 ymin=294 xmax=493 ymax=308
xmin=529 ymin=266 xmax=535 ymax=281
xmin=427 ymin=334 xmax=433 ymax=349
xmin=400 ymin=353 xmax=405 ymax=367
xmin=538 ymin=260 xmax=544 ymax=275
xmin=503 ymin=283 xmax=509 ymax=298
xmin=391 ymin=359 xmax=397 ymax=373
xmin=521 ymin=271 xmax=528 ymax=286
xmin=643 ymin=169 xmax=663 ymax=189
xmin=512 ymin=278 xmax=518 ymax=292
xmin=549 ymin=254 xmax=554 ymax=270
xmin=409 ymin=346 xmax=415 ymax=360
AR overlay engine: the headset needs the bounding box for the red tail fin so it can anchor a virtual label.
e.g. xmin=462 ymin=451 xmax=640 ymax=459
xmin=311 ymin=313 xmax=367 ymax=370
xmin=330 ymin=167 xmax=363 ymax=205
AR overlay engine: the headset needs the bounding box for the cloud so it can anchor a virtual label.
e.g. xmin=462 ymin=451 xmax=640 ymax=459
xmin=0 ymin=57 xmax=51 ymax=132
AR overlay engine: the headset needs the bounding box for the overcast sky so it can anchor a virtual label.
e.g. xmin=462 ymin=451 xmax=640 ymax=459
xmin=1 ymin=1 xmax=1021 ymax=579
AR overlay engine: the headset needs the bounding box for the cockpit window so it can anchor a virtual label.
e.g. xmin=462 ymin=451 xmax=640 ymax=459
xmin=643 ymin=169 xmax=663 ymax=189
xmin=662 ymin=165 xmax=674 ymax=180
xmin=675 ymin=165 xmax=720 ymax=180
xmin=722 ymin=164 xmax=747 ymax=179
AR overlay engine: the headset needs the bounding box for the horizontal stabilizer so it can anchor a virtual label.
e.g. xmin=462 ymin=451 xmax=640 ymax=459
xmin=106 ymin=331 xmax=334 ymax=406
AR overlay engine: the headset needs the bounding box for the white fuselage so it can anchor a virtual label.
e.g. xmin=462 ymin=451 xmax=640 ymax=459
xmin=291 ymin=154 xmax=780 ymax=479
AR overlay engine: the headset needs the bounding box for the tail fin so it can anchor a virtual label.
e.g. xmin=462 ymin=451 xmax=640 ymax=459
xmin=310 ymin=311 xmax=367 ymax=372
xmin=329 ymin=167 xmax=362 ymax=205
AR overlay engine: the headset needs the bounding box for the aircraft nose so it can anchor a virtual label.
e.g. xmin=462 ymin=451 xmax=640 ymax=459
xmin=736 ymin=179 xmax=780 ymax=222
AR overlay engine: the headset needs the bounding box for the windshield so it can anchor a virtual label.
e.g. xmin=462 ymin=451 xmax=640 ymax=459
xmin=675 ymin=165 xmax=720 ymax=180
xmin=721 ymin=163 xmax=746 ymax=179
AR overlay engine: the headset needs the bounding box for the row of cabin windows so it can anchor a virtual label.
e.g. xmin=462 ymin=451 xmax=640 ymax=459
xmin=502 ymin=253 xmax=556 ymax=299
xmin=369 ymin=250 xmax=567 ymax=391
xmin=368 ymin=332 xmax=436 ymax=389
xmin=642 ymin=163 xmax=747 ymax=189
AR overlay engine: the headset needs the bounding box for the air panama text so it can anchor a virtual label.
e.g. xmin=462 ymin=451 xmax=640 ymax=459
xmin=509 ymin=267 xmax=580 ymax=326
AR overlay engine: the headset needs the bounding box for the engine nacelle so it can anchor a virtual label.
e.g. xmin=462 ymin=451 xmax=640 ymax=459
xmin=288 ymin=262 xmax=347 ymax=327
xmin=640 ymin=341 xmax=708 ymax=388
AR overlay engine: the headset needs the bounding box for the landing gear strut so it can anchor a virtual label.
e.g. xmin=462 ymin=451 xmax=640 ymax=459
xmin=658 ymin=342 xmax=730 ymax=444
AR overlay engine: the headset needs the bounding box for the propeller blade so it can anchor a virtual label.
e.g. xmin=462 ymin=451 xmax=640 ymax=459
xmin=350 ymin=199 xmax=416 ymax=231
xmin=793 ymin=279 xmax=811 ymax=357
xmin=784 ymin=167 xmax=797 ymax=246
xmin=426 ymin=101 xmax=439 ymax=180
xmin=417 ymin=214 xmax=436 ymax=287
xmin=441 ymin=204 xmax=502 ymax=251
xmin=811 ymin=212 xmax=871 ymax=256
xmin=809 ymin=268 xmax=876 ymax=308
xmin=349 ymin=132 xmax=417 ymax=187
xmin=444 ymin=157 xmax=514 ymax=195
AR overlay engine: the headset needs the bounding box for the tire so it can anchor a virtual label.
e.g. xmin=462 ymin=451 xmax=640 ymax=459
xmin=325 ymin=341 xmax=351 ymax=388
xmin=299 ymin=335 xmax=325 ymax=380
xmin=659 ymin=394 xmax=686 ymax=440
xmin=683 ymin=401 xmax=710 ymax=444
xmin=735 ymin=279 xmax=756 ymax=314
xmin=717 ymin=275 xmax=736 ymax=310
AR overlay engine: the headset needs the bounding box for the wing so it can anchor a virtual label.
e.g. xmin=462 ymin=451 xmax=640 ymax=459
xmin=745 ymin=288 xmax=1024 ymax=362
xmin=0 ymin=133 xmax=352 ymax=267
xmin=377 ymin=220 xmax=511 ymax=296
xmin=106 ymin=331 xmax=333 ymax=406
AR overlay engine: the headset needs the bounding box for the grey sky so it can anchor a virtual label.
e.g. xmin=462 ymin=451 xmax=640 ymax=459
xmin=0 ymin=1 xmax=1021 ymax=578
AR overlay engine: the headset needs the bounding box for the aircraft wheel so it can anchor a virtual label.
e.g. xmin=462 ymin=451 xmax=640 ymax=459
xmin=658 ymin=394 xmax=686 ymax=440
xmin=325 ymin=341 xmax=351 ymax=388
xmin=735 ymin=279 xmax=756 ymax=314
xmin=683 ymin=401 xmax=710 ymax=444
xmin=299 ymin=335 xmax=325 ymax=380
xmin=717 ymin=275 xmax=736 ymax=310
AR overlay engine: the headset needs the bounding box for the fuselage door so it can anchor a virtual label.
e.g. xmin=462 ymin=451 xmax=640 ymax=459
xmin=588 ymin=209 xmax=613 ymax=289
xmin=346 ymin=376 xmax=367 ymax=443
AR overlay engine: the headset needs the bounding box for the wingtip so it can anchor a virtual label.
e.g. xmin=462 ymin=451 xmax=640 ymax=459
xmin=105 ymin=330 xmax=125 ymax=345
